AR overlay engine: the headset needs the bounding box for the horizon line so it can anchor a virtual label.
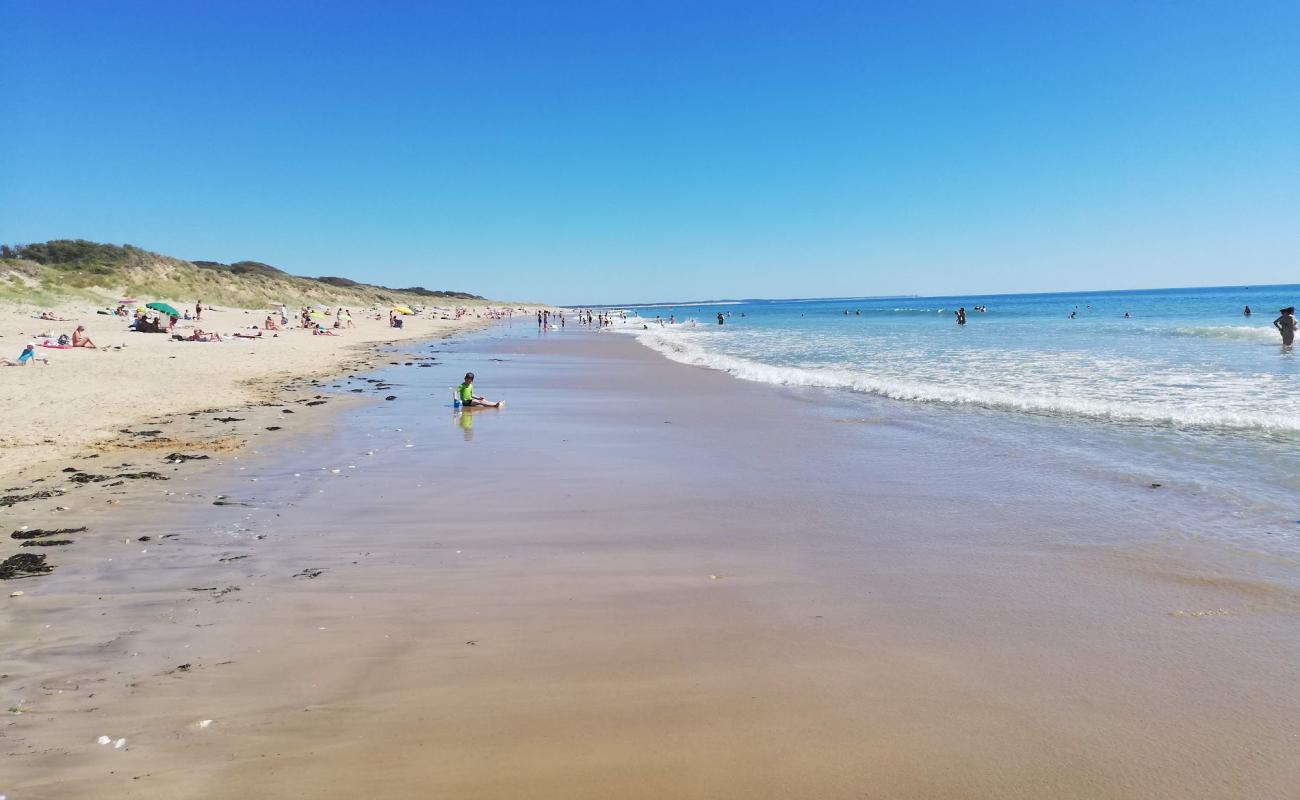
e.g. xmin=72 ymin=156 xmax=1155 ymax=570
xmin=566 ymin=281 xmax=1296 ymax=309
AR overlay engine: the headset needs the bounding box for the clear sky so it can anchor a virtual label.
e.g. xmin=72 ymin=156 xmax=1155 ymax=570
xmin=2 ymin=1 xmax=1296 ymax=304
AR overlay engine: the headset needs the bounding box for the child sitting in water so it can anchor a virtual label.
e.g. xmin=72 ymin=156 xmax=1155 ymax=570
xmin=457 ymin=372 xmax=504 ymax=408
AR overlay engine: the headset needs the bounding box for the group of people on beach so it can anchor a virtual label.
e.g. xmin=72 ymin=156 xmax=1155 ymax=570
xmin=560 ymin=309 xmax=620 ymax=328
xmin=542 ymin=309 xmax=625 ymax=329
xmin=5 ymin=319 xmax=101 ymax=365
xmin=7 ymin=300 xmax=537 ymax=371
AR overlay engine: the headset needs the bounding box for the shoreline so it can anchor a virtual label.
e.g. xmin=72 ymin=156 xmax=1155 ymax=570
xmin=3 ymin=324 xmax=1297 ymax=799
xmin=0 ymin=299 xmax=529 ymax=486
xmin=0 ymin=301 xmax=523 ymax=593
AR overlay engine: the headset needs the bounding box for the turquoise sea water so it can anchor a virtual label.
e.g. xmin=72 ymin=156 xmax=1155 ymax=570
xmin=610 ymin=284 xmax=1300 ymax=556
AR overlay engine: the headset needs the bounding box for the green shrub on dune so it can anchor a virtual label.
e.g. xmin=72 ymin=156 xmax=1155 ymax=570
xmin=0 ymin=239 xmax=486 ymax=309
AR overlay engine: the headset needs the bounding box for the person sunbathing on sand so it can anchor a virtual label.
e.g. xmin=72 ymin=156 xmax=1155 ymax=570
xmin=71 ymin=326 xmax=96 ymax=348
xmin=264 ymin=315 xmax=279 ymax=330
xmin=186 ymin=329 xmax=221 ymax=342
xmin=313 ymin=326 xmax=338 ymax=336
xmin=457 ymin=372 xmax=504 ymax=408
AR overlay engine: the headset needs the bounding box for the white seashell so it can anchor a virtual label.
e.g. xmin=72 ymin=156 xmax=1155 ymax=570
xmin=113 ymin=738 xmax=126 ymax=749
xmin=97 ymin=735 xmax=112 ymax=745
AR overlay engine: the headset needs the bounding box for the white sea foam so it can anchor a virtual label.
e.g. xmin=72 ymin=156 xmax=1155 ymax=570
xmin=629 ymin=327 xmax=1300 ymax=433
xmin=1167 ymin=325 xmax=1280 ymax=342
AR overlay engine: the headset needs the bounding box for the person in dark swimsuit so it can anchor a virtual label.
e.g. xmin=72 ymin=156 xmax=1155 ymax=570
xmin=1273 ymin=307 xmax=1296 ymax=346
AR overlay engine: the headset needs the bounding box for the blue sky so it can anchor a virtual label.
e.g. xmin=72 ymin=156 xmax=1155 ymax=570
xmin=2 ymin=1 xmax=1296 ymax=303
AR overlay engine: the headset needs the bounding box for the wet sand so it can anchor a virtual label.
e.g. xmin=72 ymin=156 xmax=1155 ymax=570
xmin=3 ymin=325 xmax=1297 ymax=798
xmin=0 ymin=300 xmax=514 ymax=482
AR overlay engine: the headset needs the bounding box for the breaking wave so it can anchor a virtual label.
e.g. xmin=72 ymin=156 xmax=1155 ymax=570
xmin=631 ymin=329 xmax=1300 ymax=433
xmin=1167 ymin=325 xmax=1280 ymax=343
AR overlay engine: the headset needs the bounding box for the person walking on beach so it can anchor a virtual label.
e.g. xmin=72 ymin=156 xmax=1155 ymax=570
xmin=195 ymin=300 xmax=203 ymax=321
xmin=457 ymin=372 xmax=504 ymax=408
xmin=1273 ymin=307 xmax=1296 ymax=346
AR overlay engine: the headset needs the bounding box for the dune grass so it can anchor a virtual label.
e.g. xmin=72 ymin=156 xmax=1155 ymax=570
xmin=0 ymin=240 xmax=492 ymax=311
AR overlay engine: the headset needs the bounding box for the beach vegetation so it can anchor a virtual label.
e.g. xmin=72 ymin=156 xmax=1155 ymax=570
xmin=0 ymin=239 xmax=488 ymax=309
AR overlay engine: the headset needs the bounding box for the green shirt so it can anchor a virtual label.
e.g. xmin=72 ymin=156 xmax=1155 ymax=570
xmin=458 ymin=383 xmax=474 ymax=403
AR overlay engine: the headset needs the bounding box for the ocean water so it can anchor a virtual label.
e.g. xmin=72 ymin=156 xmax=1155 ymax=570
xmin=607 ymin=285 xmax=1300 ymax=557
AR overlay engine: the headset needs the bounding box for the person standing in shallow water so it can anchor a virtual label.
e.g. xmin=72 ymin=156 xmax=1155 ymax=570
xmin=956 ymin=307 xmax=966 ymax=326
xmin=1273 ymin=307 xmax=1296 ymax=346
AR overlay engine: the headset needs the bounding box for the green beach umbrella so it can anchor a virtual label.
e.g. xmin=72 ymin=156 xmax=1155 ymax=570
xmin=146 ymin=302 xmax=181 ymax=317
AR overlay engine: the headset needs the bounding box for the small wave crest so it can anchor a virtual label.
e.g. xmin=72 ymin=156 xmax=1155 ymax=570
xmin=1167 ymin=325 xmax=1279 ymax=343
xmin=630 ymin=329 xmax=1300 ymax=433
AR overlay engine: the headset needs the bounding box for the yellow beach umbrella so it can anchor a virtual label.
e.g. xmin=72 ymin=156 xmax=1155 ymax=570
xmin=393 ymin=306 xmax=415 ymax=315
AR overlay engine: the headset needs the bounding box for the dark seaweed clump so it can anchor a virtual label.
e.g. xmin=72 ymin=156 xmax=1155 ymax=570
xmin=11 ymin=526 xmax=86 ymax=540
xmin=68 ymin=471 xmax=168 ymax=484
xmin=0 ymin=489 xmax=64 ymax=507
xmin=0 ymin=552 xmax=53 ymax=579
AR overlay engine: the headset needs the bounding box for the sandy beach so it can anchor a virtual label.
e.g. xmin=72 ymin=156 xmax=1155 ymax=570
xmin=0 ymin=300 xmax=522 ymax=483
xmin=6 ymin=3 xmax=1295 ymax=796
xmin=2 ymin=323 xmax=1296 ymax=799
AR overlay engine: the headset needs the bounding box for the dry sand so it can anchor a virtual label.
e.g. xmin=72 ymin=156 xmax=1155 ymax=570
xmin=0 ymin=300 xmax=525 ymax=483
xmin=2 ymin=328 xmax=1297 ymax=799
